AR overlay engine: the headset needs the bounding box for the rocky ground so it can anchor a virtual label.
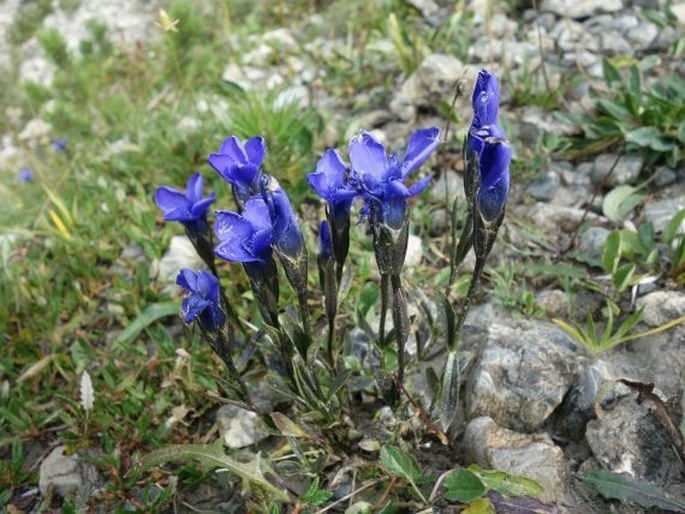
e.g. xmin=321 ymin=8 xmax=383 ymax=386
xmin=1 ymin=0 xmax=684 ymax=512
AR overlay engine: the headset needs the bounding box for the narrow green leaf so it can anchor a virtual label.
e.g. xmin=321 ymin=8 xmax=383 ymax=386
xmin=380 ymin=445 xmax=422 ymax=484
xmin=132 ymin=442 xmax=291 ymax=502
xmin=443 ymin=468 xmax=486 ymax=502
xmin=602 ymin=230 xmax=621 ymax=273
xmin=114 ymin=302 xmax=179 ymax=348
xmin=301 ymin=477 xmax=334 ymax=506
xmin=662 ymin=209 xmax=685 ymax=246
xmin=602 ymin=58 xmax=621 ymax=86
xmin=469 ymin=465 xmax=544 ymax=498
xmin=581 ymin=470 xmax=685 ymax=512
xmin=613 ymin=263 xmax=636 ymax=292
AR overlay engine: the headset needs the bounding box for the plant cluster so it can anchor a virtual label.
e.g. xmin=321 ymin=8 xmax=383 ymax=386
xmin=150 ymin=70 xmax=513 ymax=510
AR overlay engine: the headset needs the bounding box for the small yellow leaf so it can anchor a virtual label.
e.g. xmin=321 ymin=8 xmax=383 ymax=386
xmin=48 ymin=209 xmax=73 ymax=240
xmin=18 ymin=354 xmax=55 ymax=383
xmin=461 ymin=498 xmax=495 ymax=514
xmin=157 ymin=9 xmax=179 ymax=32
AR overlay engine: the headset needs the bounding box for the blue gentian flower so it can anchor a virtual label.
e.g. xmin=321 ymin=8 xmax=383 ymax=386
xmin=260 ymin=175 xmax=305 ymax=259
xmin=471 ymin=69 xmax=500 ymax=130
xmin=308 ymin=149 xmax=357 ymax=225
xmin=214 ymin=197 xmax=273 ymax=263
xmin=476 ymin=131 xmax=511 ymax=222
xmin=349 ymin=128 xmax=440 ymax=230
xmin=18 ymin=167 xmax=33 ymax=183
xmin=52 ymin=138 xmax=68 ymax=152
xmin=208 ymin=135 xmax=266 ymax=204
xmin=176 ymin=269 xmax=225 ymax=331
xmin=155 ymin=172 xmax=216 ymax=225
xmin=318 ymin=220 xmax=333 ymax=261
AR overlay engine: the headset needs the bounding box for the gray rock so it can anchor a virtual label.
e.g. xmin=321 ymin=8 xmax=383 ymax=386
xmin=585 ymin=395 xmax=683 ymax=487
xmin=525 ymin=171 xmax=561 ymax=202
xmin=464 ymin=417 xmax=569 ymax=503
xmin=553 ymin=19 xmax=599 ymax=53
xmin=598 ymin=30 xmax=633 ymax=55
xmin=390 ymin=53 xmax=465 ymax=122
xmin=404 ymin=234 xmax=423 ymax=268
xmin=524 ymin=203 xmax=600 ymax=234
xmin=535 ymin=289 xmax=571 ymax=318
xmin=541 ymin=0 xmax=623 ymax=18
xmin=578 ymin=226 xmax=611 ymax=256
xmin=18 ymin=118 xmax=52 ymax=145
xmin=635 ymin=291 xmax=685 ymax=328
xmin=39 ymin=446 xmax=96 ymax=498
xmin=552 ymin=359 xmax=618 ymax=440
xmin=654 ymin=167 xmax=677 ymax=188
xmin=465 ymin=319 xmax=580 ymax=432
xmin=156 ymin=235 xmax=204 ymax=294
xmin=591 ymin=154 xmax=643 ymax=186
xmin=625 ymin=22 xmax=659 ymax=49
xmin=430 ymin=170 xmax=464 ymax=202
xmin=429 ymin=208 xmax=448 ymax=237
xmin=643 ymin=193 xmax=685 ymax=233
xmin=217 ymin=405 xmax=268 ymax=449
xmin=407 ymin=0 xmax=440 ymax=18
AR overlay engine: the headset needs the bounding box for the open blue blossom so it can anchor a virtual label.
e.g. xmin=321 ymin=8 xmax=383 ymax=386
xmin=208 ymin=135 xmax=266 ymax=203
xmin=155 ymin=172 xmax=216 ymax=225
xmin=260 ymin=175 xmax=305 ymax=259
xmin=349 ymin=128 xmax=440 ymax=230
xmin=214 ymin=197 xmax=273 ymax=263
xmin=176 ymin=269 xmax=225 ymax=331
xmin=18 ymin=167 xmax=33 ymax=183
xmin=308 ymin=149 xmax=357 ymax=224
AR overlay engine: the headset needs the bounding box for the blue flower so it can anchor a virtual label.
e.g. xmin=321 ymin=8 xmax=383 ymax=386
xmin=208 ymin=135 xmax=266 ymax=203
xmin=471 ymin=69 xmax=500 ymax=130
xmin=349 ymin=128 xmax=440 ymax=230
xmin=18 ymin=167 xmax=33 ymax=183
xmin=52 ymin=138 xmax=68 ymax=152
xmin=176 ymin=269 xmax=225 ymax=331
xmin=308 ymin=149 xmax=357 ymax=224
xmin=260 ymin=175 xmax=305 ymax=259
xmin=214 ymin=197 xmax=273 ymax=263
xmin=475 ymin=131 xmax=511 ymax=222
xmin=155 ymin=172 xmax=216 ymax=224
xmin=464 ymin=70 xmax=511 ymax=222
xmin=318 ymin=220 xmax=333 ymax=261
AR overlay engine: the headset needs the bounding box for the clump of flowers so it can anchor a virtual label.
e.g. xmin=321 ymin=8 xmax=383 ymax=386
xmin=154 ymin=69 xmax=511 ymax=504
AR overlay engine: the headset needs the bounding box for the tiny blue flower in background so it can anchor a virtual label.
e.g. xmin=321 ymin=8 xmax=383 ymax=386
xmin=208 ymin=135 xmax=266 ymax=204
xmin=155 ymin=172 xmax=216 ymax=225
xmin=18 ymin=167 xmax=33 ymax=183
xmin=308 ymin=149 xmax=358 ymax=224
xmin=52 ymin=138 xmax=68 ymax=152
xmin=214 ymin=197 xmax=273 ymax=263
xmin=349 ymin=128 xmax=440 ymax=230
xmin=260 ymin=175 xmax=305 ymax=259
xmin=176 ymin=269 xmax=225 ymax=331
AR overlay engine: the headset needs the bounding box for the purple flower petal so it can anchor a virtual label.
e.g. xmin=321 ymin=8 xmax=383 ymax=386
xmin=186 ymin=173 xmax=204 ymax=204
xmin=407 ymin=174 xmax=432 ymax=196
xmin=182 ymin=294 xmax=210 ymax=323
xmin=244 ymin=136 xmax=266 ymax=167
xmin=472 ymin=69 xmax=500 ymax=128
xmin=218 ymin=136 xmax=248 ymax=163
xmin=349 ymin=131 xmax=389 ymax=181
xmin=176 ymin=268 xmax=198 ymax=292
xmin=190 ymin=192 xmax=216 ymax=219
xmin=242 ymin=198 xmax=272 ymax=231
xmin=155 ymin=187 xmax=190 ymax=214
xmin=401 ymin=127 xmax=440 ymax=178
xmin=479 ymin=138 xmax=511 ymax=189
xmin=214 ymin=211 xmax=253 ymax=243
